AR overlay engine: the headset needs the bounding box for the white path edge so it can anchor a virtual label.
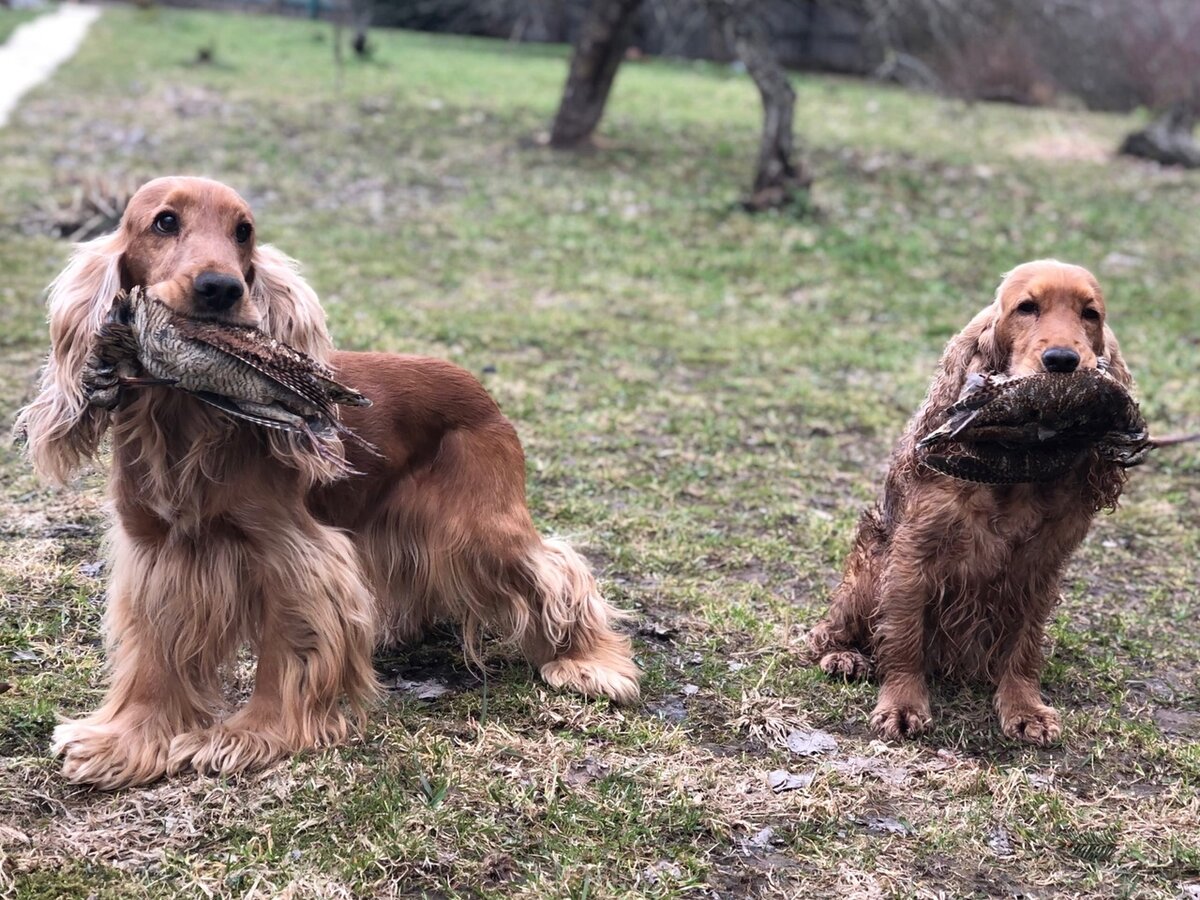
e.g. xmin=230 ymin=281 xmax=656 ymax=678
xmin=0 ymin=4 xmax=102 ymax=128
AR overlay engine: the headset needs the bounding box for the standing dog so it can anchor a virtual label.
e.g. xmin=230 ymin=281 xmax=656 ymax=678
xmin=17 ymin=176 xmax=639 ymax=789
xmin=808 ymin=261 xmax=1133 ymax=744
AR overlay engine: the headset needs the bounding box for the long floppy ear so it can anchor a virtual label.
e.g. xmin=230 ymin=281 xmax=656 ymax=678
xmin=13 ymin=232 xmax=124 ymax=484
xmin=250 ymin=244 xmax=334 ymax=361
xmin=248 ymin=243 xmax=346 ymax=486
xmin=914 ymin=302 xmax=1004 ymax=428
xmin=1100 ymin=323 xmax=1133 ymax=389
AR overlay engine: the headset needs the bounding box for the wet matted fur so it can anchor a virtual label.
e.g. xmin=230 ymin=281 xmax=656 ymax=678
xmin=807 ymin=260 xmax=1133 ymax=745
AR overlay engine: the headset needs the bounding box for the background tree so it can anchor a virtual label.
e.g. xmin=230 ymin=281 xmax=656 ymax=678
xmin=549 ymin=0 xmax=644 ymax=149
xmin=550 ymin=0 xmax=812 ymax=210
xmin=1112 ymin=0 xmax=1200 ymax=167
xmin=706 ymin=0 xmax=813 ymax=209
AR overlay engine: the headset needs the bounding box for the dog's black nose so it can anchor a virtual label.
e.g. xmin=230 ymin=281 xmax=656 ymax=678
xmin=1042 ymin=347 xmax=1081 ymax=373
xmin=193 ymin=271 xmax=244 ymax=313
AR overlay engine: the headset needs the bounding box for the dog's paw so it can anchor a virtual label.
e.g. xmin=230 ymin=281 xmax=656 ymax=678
xmin=819 ymin=650 xmax=870 ymax=680
xmin=541 ymin=655 xmax=640 ymax=705
xmin=168 ymin=726 xmax=288 ymax=777
xmin=1000 ymin=705 xmax=1062 ymax=746
xmin=168 ymin=707 xmax=349 ymax=777
xmin=870 ymin=702 xmax=932 ymax=740
xmin=53 ymin=720 xmax=169 ymax=790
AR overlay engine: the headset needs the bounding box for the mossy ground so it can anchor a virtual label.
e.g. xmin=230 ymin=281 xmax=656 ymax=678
xmin=0 ymin=8 xmax=1197 ymax=898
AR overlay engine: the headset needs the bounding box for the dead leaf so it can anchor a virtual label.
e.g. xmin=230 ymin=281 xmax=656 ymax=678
xmin=748 ymin=826 xmax=774 ymax=848
xmin=395 ymin=678 xmax=452 ymax=700
xmin=641 ymin=860 xmax=682 ymax=885
xmin=859 ymin=815 xmax=912 ymax=837
xmin=565 ymin=757 xmax=609 ymax=788
xmin=988 ymin=826 xmax=1014 ymax=857
xmin=827 ymin=756 xmax=909 ymax=786
xmin=786 ymin=728 xmax=837 ymax=756
xmin=638 ymin=621 xmax=677 ymax=641
xmin=767 ymin=769 xmax=814 ymax=793
xmin=648 ymin=697 xmax=687 ymax=723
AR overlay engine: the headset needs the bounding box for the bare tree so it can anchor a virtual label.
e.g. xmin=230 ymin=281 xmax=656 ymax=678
xmin=550 ymin=0 xmax=645 ymax=148
xmin=1113 ymin=0 xmax=1200 ymax=167
xmin=351 ymin=0 xmax=374 ymax=57
xmin=551 ymin=0 xmax=812 ymax=209
xmin=707 ymin=0 xmax=813 ymax=209
xmin=857 ymin=0 xmax=1200 ymax=165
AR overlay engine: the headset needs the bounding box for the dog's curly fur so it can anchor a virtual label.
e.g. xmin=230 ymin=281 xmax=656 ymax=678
xmin=16 ymin=176 xmax=639 ymax=790
xmin=808 ymin=260 xmax=1133 ymax=745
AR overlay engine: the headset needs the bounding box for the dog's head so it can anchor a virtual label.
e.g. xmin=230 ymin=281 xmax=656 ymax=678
xmin=991 ymin=260 xmax=1112 ymax=378
xmin=16 ymin=176 xmax=332 ymax=482
xmin=920 ymin=260 xmax=1133 ymax=435
xmin=118 ymin=176 xmax=259 ymax=324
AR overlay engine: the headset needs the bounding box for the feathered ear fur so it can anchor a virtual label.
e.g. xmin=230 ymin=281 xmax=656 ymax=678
xmin=1100 ymin=324 xmax=1133 ymax=389
xmin=248 ymin=243 xmax=346 ymax=486
xmin=911 ymin=302 xmax=1005 ymax=435
xmin=250 ymin=244 xmax=334 ymax=362
xmin=13 ymin=232 xmax=124 ymax=484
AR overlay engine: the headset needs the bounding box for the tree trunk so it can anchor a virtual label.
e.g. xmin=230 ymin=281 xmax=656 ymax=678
xmin=708 ymin=1 xmax=812 ymax=210
xmin=350 ymin=0 xmax=372 ymax=58
xmin=1119 ymin=103 xmax=1200 ymax=168
xmin=550 ymin=0 xmax=643 ymax=149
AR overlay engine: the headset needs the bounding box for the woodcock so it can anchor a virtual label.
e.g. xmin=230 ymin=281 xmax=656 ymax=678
xmin=917 ymin=369 xmax=1150 ymax=484
xmin=88 ymin=286 xmax=374 ymax=459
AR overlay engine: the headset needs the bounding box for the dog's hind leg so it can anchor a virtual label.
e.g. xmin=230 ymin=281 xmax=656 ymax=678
xmin=397 ymin=425 xmax=640 ymax=704
xmin=517 ymin=536 xmax=640 ymax=704
xmin=808 ymin=508 xmax=884 ymax=681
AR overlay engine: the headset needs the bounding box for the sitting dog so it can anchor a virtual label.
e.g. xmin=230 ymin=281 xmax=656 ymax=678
xmin=16 ymin=176 xmax=639 ymax=789
xmin=808 ymin=260 xmax=1134 ymax=744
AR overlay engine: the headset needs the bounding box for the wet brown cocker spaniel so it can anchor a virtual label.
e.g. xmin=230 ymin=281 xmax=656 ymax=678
xmin=808 ymin=260 xmax=1134 ymax=745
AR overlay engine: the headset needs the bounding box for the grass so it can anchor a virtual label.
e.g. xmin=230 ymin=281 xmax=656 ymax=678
xmin=0 ymin=7 xmax=1198 ymax=898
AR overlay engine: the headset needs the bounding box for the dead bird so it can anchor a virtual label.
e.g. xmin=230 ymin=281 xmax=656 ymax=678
xmin=90 ymin=287 xmax=376 ymax=462
xmin=921 ymin=442 xmax=1091 ymax=485
xmin=917 ymin=369 xmax=1150 ymax=484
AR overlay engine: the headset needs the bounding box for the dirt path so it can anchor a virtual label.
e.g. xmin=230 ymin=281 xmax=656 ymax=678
xmin=0 ymin=4 xmax=101 ymax=128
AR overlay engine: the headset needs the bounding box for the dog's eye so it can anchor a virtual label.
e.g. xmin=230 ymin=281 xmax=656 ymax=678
xmin=153 ymin=212 xmax=180 ymax=235
xmin=235 ymin=222 xmax=253 ymax=244
xmin=1016 ymin=299 xmax=1039 ymax=315
xmin=1081 ymin=307 xmax=1101 ymax=322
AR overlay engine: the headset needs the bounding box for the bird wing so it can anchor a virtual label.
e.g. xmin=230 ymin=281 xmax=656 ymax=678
xmin=189 ymin=391 xmax=309 ymax=433
xmin=170 ymin=314 xmax=369 ymax=412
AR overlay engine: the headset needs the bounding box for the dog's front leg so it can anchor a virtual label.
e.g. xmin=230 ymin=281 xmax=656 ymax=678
xmin=869 ymin=533 xmax=934 ymax=739
xmin=168 ymin=518 xmax=378 ymax=777
xmin=53 ymin=523 xmax=235 ymax=789
xmin=993 ymin=604 xmax=1061 ymax=746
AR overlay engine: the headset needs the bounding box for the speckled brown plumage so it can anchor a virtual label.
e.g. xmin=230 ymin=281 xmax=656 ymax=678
xmin=916 ymin=369 xmax=1149 ymax=484
xmin=91 ymin=287 xmax=373 ymax=459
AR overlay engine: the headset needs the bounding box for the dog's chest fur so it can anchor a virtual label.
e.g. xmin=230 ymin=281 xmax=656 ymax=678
xmin=913 ymin=477 xmax=1094 ymax=678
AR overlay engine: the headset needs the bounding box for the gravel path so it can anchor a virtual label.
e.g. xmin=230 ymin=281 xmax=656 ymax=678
xmin=0 ymin=4 xmax=101 ymax=128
